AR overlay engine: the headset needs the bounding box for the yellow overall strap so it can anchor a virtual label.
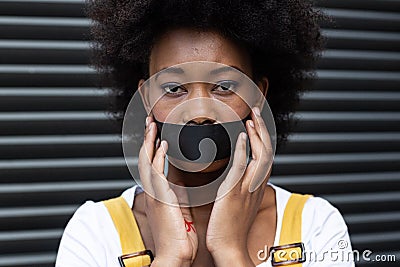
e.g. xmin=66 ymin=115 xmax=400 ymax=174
xmin=103 ymin=197 xmax=151 ymax=267
xmin=274 ymin=193 xmax=312 ymax=266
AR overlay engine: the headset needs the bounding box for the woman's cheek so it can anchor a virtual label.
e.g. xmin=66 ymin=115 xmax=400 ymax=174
xmin=151 ymin=101 xmax=173 ymax=121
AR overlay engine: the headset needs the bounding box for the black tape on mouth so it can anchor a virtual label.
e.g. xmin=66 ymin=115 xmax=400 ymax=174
xmin=154 ymin=114 xmax=252 ymax=163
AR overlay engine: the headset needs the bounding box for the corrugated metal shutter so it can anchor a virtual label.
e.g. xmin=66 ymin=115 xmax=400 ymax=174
xmin=0 ymin=0 xmax=399 ymax=266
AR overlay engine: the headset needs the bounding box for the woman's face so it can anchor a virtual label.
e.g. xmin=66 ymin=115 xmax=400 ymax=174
xmin=139 ymin=27 xmax=268 ymax=173
xmin=143 ymin=27 xmax=268 ymax=123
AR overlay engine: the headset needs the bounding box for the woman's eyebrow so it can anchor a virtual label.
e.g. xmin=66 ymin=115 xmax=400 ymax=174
xmin=154 ymin=65 xmax=244 ymax=81
xmin=209 ymin=65 xmax=244 ymax=75
xmin=154 ymin=67 xmax=185 ymax=81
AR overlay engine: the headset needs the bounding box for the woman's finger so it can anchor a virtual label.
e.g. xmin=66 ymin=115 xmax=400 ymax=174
xmin=138 ymin=117 xmax=157 ymax=195
xmin=143 ymin=120 xmax=158 ymax=161
xmin=217 ymin=132 xmax=248 ymax=196
xmin=251 ymin=107 xmax=272 ymax=152
xmin=153 ymin=140 xmax=167 ymax=175
xmin=151 ymin=140 xmax=178 ymax=204
xmin=243 ymin=110 xmax=273 ymax=192
xmin=138 ymin=144 xmax=154 ymax=196
xmin=242 ymin=119 xmax=267 ymax=192
xmin=245 ymin=118 xmax=263 ymax=161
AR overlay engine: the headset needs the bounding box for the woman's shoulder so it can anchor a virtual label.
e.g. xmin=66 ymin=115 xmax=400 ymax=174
xmin=270 ymin=183 xmax=354 ymax=266
xmin=67 ymin=184 xmax=141 ymax=221
xmin=270 ymin=182 xmax=345 ymax=224
xmin=55 ymin=185 xmax=141 ymax=267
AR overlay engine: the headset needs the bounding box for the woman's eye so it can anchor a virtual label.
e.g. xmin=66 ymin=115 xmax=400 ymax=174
xmin=214 ymin=80 xmax=238 ymax=92
xmin=161 ymin=83 xmax=185 ymax=95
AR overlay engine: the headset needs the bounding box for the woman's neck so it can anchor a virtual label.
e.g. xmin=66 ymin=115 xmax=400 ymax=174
xmin=166 ymin=162 xmax=227 ymax=187
xmin=165 ymin=161 xmax=226 ymax=218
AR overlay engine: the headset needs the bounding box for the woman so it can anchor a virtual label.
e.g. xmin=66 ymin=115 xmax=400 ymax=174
xmin=56 ymin=0 xmax=354 ymax=266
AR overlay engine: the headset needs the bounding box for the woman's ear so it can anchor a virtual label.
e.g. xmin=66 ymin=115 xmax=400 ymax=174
xmin=138 ymin=78 xmax=151 ymax=114
xmin=257 ymin=77 xmax=269 ymax=97
xmin=254 ymin=77 xmax=269 ymax=109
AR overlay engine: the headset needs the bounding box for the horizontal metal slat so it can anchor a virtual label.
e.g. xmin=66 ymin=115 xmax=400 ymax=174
xmin=0 ymin=64 xmax=98 ymax=86
xmin=316 ymin=0 xmax=400 ymax=12
xmin=273 ymin=152 xmax=400 ymax=175
xmin=0 ymin=157 xmax=129 ymax=183
xmin=293 ymin=112 xmax=400 ymax=132
xmin=0 ymin=157 xmax=126 ymax=170
xmin=0 ymin=205 xmax=76 ymax=218
xmin=0 ymin=169 xmax=130 ymax=184
xmin=0 ymin=111 xmax=116 ymax=135
xmin=0 ymin=87 xmax=110 ymax=111
xmin=272 ymin=171 xmax=400 ymax=195
xmin=0 ymin=64 xmax=93 ymax=73
xmin=0 ymin=152 xmax=400 ymax=180
xmin=321 ymin=8 xmax=400 ymax=32
xmin=0 ymin=87 xmax=108 ymax=96
xmin=0 ymin=205 xmax=77 ymax=231
xmin=317 ymin=49 xmax=400 ymax=71
xmin=324 ymin=29 xmax=400 ymax=51
xmin=298 ymin=91 xmax=400 ymax=111
xmin=323 ymin=191 xmax=400 ymax=214
xmin=281 ymin=132 xmax=400 ymax=153
xmin=0 ymin=40 xmax=88 ymax=50
xmin=346 ymin=211 xmax=400 ymax=225
xmin=332 ymin=191 xmax=400 ymax=204
xmin=273 ymin=171 xmax=400 ymax=186
xmin=0 ymin=180 xmax=131 ymax=192
xmin=351 ymin=231 xmax=400 ymax=251
xmin=0 ymin=252 xmax=55 ymax=267
xmin=0 ymin=180 xmax=133 ymax=208
xmin=1 ymin=153 xmax=398 ymax=171
xmin=0 ymin=40 xmax=90 ymax=64
xmin=314 ymin=70 xmax=400 ymax=91
xmin=0 ymin=16 xmax=89 ymax=40
xmin=0 ymin=134 xmax=118 ymax=144
xmin=296 ymin=111 xmax=400 ymax=120
xmin=0 ymin=0 xmax=84 ymax=17
xmin=0 ymin=15 xmax=86 ymax=26
xmin=1 ymin=152 xmax=399 ymax=182
xmin=0 ymin=134 xmax=121 ymax=159
xmin=0 ymin=229 xmax=62 ymax=254
xmin=344 ymin=211 xmax=400 ymax=233
xmin=0 ymin=229 xmax=61 ymax=241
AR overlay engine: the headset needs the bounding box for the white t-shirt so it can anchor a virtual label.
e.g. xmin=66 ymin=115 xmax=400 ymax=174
xmin=55 ymin=183 xmax=355 ymax=266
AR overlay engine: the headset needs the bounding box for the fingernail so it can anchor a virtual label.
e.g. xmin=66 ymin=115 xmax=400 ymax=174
xmin=161 ymin=140 xmax=167 ymax=151
xmin=145 ymin=116 xmax=150 ymax=127
xmin=155 ymin=138 xmax=160 ymax=148
xmin=241 ymin=132 xmax=247 ymax=140
xmin=248 ymin=120 xmax=254 ymax=128
xmin=254 ymin=107 xmax=261 ymax=116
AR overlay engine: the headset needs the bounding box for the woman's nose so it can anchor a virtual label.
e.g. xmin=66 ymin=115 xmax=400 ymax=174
xmin=183 ymin=85 xmax=217 ymax=124
xmin=188 ymin=84 xmax=210 ymax=98
xmin=187 ymin=116 xmax=216 ymax=125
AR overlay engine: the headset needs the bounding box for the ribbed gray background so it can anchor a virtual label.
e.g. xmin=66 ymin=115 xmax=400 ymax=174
xmin=0 ymin=0 xmax=399 ymax=266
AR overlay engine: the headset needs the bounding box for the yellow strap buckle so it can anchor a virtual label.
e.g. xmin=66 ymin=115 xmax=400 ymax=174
xmin=270 ymin=242 xmax=306 ymax=266
xmin=118 ymin=249 xmax=154 ymax=267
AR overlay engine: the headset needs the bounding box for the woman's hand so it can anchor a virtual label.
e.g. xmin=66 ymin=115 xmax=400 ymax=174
xmin=138 ymin=115 xmax=198 ymax=267
xmin=206 ymin=107 xmax=273 ymax=266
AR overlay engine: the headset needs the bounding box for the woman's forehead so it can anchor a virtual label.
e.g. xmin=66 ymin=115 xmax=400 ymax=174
xmin=149 ymin=28 xmax=253 ymax=77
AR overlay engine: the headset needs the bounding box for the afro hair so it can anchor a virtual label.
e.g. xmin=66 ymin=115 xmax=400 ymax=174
xmin=86 ymin=0 xmax=329 ymax=147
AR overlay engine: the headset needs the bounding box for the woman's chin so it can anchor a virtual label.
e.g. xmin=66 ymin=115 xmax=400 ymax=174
xmin=168 ymin=156 xmax=230 ymax=173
